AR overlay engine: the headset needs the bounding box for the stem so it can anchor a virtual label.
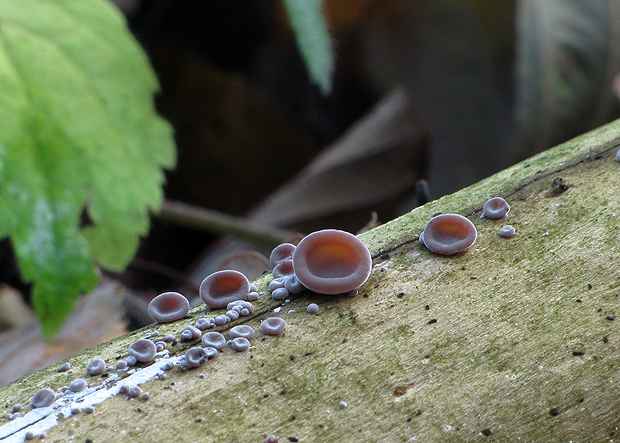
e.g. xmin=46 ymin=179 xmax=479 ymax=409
xmin=155 ymin=200 xmax=295 ymax=247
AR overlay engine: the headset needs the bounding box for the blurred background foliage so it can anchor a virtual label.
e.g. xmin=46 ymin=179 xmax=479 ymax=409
xmin=121 ymin=0 xmax=619 ymax=285
xmin=2 ymin=0 xmax=620 ymax=384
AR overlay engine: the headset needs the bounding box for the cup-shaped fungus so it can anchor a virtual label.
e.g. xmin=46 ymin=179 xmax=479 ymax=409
xmin=86 ymin=358 xmax=106 ymax=376
xmin=68 ymin=379 xmax=88 ymax=393
xmin=499 ymin=225 xmax=516 ymax=238
xmin=32 ymin=388 xmax=56 ymax=408
xmin=273 ymin=260 xmax=294 ymax=279
xmin=148 ymin=292 xmax=190 ymax=323
xmin=185 ymin=347 xmax=209 ymax=367
xmin=200 ymin=270 xmax=250 ymax=309
xmin=260 ymin=317 xmax=287 ymax=336
xmin=230 ymin=337 xmax=250 ymax=352
xmin=419 ymin=214 xmax=477 ymax=255
xmin=270 ymin=243 xmax=296 ymax=266
xmin=229 ymin=325 xmax=255 ymax=340
xmin=128 ymin=339 xmax=157 ymax=363
xmin=202 ymin=331 xmax=227 ymax=350
xmin=292 ymin=229 xmax=372 ymax=295
xmin=481 ymin=197 xmax=510 ymax=219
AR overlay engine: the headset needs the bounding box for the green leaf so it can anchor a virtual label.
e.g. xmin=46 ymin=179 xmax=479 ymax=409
xmin=283 ymin=0 xmax=334 ymax=95
xmin=0 ymin=0 xmax=176 ymax=338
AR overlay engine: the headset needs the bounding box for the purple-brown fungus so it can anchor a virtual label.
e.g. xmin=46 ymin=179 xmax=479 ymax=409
xmin=260 ymin=317 xmax=287 ymax=336
xmin=200 ymin=270 xmax=250 ymax=308
xmin=419 ymin=214 xmax=477 ymax=255
xmin=148 ymin=292 xmax=190 ymax=323
xmin=272 ymin=287 xmax=289 ymax=300
xmin=230 ymin=337 xmax=250 ymax=352
xmin=292 ymin=229 xmax=372 ymax=294
xmin=185 ymin=347 xmax=209 ymax=367
xmin=31 ymin=388 xmax=56 ymax=408
xmin=307 ymin=303 xmax=320 ymax=314
xmin=272 ymin=260 xmax=294 ymax=279
xmin=86 ymin=358 xmax=106 ymax=376
xmin=68 ymin=379 xmax=88 ymax=393
xmin=128 ymin=339 xmax=157 ymax=363
xmin=202 ymin=331 xmax=227 ymax=350
xmin=499 ymin=225 xmax=516 ymax=238
xmin=481 ymin=197 xmax=510 ymax=219
xmin=270 ymin=243 xmax=296 ymax=266
xmin=229 ymin=325 xmax=255 ymax=340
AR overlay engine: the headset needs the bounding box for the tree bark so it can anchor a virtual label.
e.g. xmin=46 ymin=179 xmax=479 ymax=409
xmin=2 ymin=120 xmax=620 ymax=442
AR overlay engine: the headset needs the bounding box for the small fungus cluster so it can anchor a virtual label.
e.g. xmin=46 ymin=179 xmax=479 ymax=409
xmin=267 ymin=229 xmax=372 ymax=300
xmin=6 ymin=228 xmax=370 ymax=439
xmin=419 ymin=197 xmax=514 ymax=255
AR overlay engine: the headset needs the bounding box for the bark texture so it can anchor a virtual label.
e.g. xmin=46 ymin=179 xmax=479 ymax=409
xmin=2 ymin=120 xmax=620 ymax=442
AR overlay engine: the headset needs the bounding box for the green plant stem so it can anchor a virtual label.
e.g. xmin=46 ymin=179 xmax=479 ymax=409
xmin=156 ymin=200 xmax=296 ymax=247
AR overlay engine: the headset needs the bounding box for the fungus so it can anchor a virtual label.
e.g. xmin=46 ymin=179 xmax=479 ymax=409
xmin=181 ymin=325 xmax=201 ymax=341
xmin=31 ymin=388 xmax=56 ymax=408
xmin=419 ymin=214 xmax=477 ymax=255
xmin=204 ymin=346 xmax=218 ymax=359
xmin=248 ymin=291 xmax=260 ymax=302
xmin=339 ymin=401 xmax=348 ymax=409
xmin=499 ymin=225 xmax=516 ymax=238
xmin=260 ymin=317 xmax=287 ymax=336
xmin=57 ymin=362 xmax=71 ymax=372
xmin=229 ymin=325 xmax=255 ymax=340
xmin=269 ymin=277 xmax=286 ymax=291
xmin=270 ymin=243 xmax=296 ymax=266
xmin=86 ymin=358 xmax=106 ymax=376
xmin=214 ymin=315 xmax=228 ymax=326
xmin=128 ymin=339 xmax=157 ymax=363
xmin=284 ymin=275 xmax=305 ymax=294
xmin=125 ymin=356 xmax=138 ymax=366
xmin=200 ymin=270 xmax=250 ymax=308
xmin=195 ymin=318 xmax=211 ymax=330
xmin=265 ymin=436 xmax=279 ymax=443
xmin=116 ymin=360 xmax=128 ymax=371
xmin=272 ymin=287 xmax=289 ymax=300
xmin=230 ymin=337 xmax=251 ymax=352
xmin=163 ymin=334 xmax=176 ymax=342
xmin=307 ymin=303 xmax=319 ymax=314
xmin=186 ymin=347 xmax=209 ymax=367
xmin=148 ymin=292 xmax=190 ymax=323
xmin=128 ymin=386 xmax=142 ymax=398
xmin=68 ymin=379 xmax=88 ymax=393
xmin=227 ymin=300 xmax=255 ymax=314
xmin=273 ymin=260 xmax=294 ymax=279
xmin=155 ymin=342 xmax=166 ymax=352
xmin=292 ymin=229 xmax=372 ymax=294
xmin=202 ymin=331 xmax=227 ymax=350
xmin=226 ymin=309 xmax=240 ymax=321
xmin=480 ymin=197 xmax=510 ymax=219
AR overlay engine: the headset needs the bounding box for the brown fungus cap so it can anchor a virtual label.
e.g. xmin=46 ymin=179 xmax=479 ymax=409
xmin=128 ymin=339 xmax=156 ymax=363
xmin=148 ymin=292 xmax=190 ymax=323
xmin=200 ymin=270 xmax=250 ymax=309
xmin=292 ymin=229 xmax=371 ymax=295
xmin=420 ymin=214 xmax=477 ymax=255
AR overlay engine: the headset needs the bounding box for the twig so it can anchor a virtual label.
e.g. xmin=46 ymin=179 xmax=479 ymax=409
xmin=155 ymin=200 xmax=295 ymax=247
